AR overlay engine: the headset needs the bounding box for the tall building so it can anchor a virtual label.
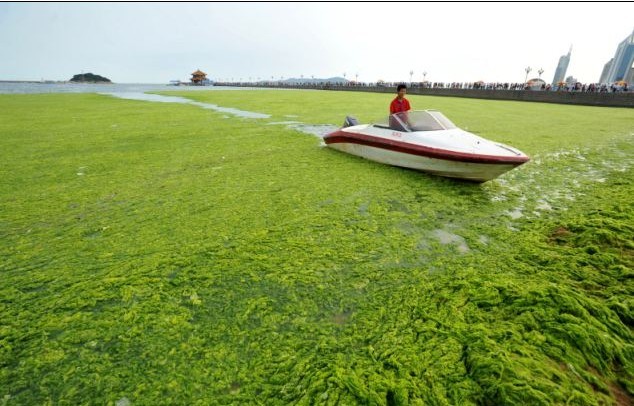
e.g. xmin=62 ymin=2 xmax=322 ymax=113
xmin=626 ymin=67 xmax=634 ymax=85
xmin=599 ymin=58 xmax=614 ymax=84
xmin=552 ymin=46 xmax=572 ymax=85
xmin=602 ymin=28 xmax=634 ymax=84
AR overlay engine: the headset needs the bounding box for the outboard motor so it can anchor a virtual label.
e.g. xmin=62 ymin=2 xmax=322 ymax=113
xmin=343 ymin=115 xmax=359 ymax=128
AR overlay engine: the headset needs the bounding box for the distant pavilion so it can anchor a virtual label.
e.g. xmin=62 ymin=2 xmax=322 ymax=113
xmin=191 ymin=69 xmax=207 ymax=85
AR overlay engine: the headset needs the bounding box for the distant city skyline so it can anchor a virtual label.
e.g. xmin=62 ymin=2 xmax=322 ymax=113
xmin=0 ymin=3 xmax=633 ymax=84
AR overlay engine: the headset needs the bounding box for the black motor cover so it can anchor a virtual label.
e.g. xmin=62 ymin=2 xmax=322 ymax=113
xmin=343 ymin=116 xmax=359 ymax=128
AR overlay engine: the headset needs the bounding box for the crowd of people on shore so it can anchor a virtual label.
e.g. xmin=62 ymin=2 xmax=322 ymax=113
xmin=405 ymin=81 xmax=630 ymax=93
xmin=216 ymin=80 xmax=631 ymax=93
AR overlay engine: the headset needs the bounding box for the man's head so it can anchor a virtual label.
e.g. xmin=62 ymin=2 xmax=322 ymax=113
xmin=397 ymin=84 xmax=407 ymax=98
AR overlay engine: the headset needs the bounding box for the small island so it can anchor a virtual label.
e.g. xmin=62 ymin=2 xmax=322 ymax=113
xmin=69 ymin=73 xmax=111 ymax=83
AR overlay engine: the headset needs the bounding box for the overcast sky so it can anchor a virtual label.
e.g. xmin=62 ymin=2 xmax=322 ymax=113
xmin=1 ymin=2 xmax=633 ymax=84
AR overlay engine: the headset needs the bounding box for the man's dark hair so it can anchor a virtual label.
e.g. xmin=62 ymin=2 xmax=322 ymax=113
xmin=397 ymin=84 xmax=407 ymax=91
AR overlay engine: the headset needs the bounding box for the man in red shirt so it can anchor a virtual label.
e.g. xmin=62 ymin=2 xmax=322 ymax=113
xmin=389 ymin=84 xmax=411 ymax=130
xmin=390 ymin=84 xmax=411 ymax=114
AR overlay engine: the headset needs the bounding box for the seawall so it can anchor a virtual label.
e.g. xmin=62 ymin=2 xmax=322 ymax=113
xmin=219 ymin=83 xmax=634 ymax=108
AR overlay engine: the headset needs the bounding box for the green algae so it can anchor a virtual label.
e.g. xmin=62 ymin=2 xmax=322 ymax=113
xmin=0 ymin=91 xmax=633 ymax=405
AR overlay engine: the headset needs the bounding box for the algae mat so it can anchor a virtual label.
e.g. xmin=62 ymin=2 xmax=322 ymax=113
xmin=1 ymin=90 xmax=633 ymax=405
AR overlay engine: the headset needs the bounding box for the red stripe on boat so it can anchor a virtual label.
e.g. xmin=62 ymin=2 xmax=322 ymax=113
xmin=324 ymin=130 xmax=530 ymax=165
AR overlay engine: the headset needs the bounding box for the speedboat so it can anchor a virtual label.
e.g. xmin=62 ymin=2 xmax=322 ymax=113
xmin=323 ymin=110 xmax=529 ymax=182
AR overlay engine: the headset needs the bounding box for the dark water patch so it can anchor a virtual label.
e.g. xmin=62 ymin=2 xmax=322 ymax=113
xmin=358 ymin=201 xmax=370 ymax=216
xmin=387 ymin=199 xmax=411 ymax=214
xmin=332 ymin=310 xmax=353 ymax=325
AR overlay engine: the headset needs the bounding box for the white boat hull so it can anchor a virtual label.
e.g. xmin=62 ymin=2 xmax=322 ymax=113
xmin=323 ymin=118 xmax=529 ymax=182
xmin=328 ymin=142 xmax=520 ymax=182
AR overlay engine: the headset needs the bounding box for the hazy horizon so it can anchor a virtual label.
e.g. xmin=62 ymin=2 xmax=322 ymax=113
xmin=1 ymin=2 xmax=633 ymax=84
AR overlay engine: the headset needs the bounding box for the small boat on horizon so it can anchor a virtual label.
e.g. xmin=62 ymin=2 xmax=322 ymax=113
xmin=323 ymin=110 xmax=529 ymax=182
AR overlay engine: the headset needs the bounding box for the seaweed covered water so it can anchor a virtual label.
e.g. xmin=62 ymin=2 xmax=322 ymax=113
xmin=1 ymin=90 xmax=632 ymax=405
xmin=106 ymin=91 xmax=337 ymax=136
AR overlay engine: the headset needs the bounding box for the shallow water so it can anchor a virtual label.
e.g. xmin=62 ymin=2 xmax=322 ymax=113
xmin=101 ymin=92 xmax=270 ymax=119
xmin=266 ymin=121 xmax=303 ymax=125
xmin=536 ymin=199 xmax=552 ymax=211
xmin=288 ymin=124 xmax=340 ymax=138
xmin=431 ymin=229 xmax=470 ymax=253
xmin=0 ymin=82 xmax=258 ymax=94
xmin=263 ymin=120 xmax=339 ymax=139
xmin=506 ymin=208 xmax=524 ymax=219
xmin=483 ymin=133 xmax=634 ymax=223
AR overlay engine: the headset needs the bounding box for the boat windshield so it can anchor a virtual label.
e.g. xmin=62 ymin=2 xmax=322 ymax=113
xmin=386 ymin=110 xmax=457 ymax=132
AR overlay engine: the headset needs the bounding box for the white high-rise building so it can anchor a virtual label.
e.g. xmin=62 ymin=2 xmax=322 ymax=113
xmin=599 ymin=59 xmax=614 ymax=84
xmin=552 ymin=46 xmax=572 ymax=85
xmin=602 ymin=28 xmax=634 ymax=84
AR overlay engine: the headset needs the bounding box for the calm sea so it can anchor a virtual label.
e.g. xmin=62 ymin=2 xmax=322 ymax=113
xmin=0 ymin=82 xmax=247 ymax=94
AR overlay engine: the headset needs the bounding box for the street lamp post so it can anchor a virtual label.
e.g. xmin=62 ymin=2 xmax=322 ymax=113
xmin=355 ymin=72 xmax=358 ymax=83
xmin=538 ymin=68 xmax=544 ymax=79
xmin=524 ymin=66 xmax=532 ymax=84
xmin=409 ymin=70 xmax=414 ymax=85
